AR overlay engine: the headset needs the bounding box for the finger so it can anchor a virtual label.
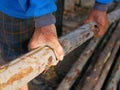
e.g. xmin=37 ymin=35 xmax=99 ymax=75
xmin=28 ymin=33 xmax=64 ymax=60
xmin=97 ymin=25 xmax=106 ymax=37
xmin=41 ymin=28 xmax=64 ymax=60
xmin=28 ymin=24 xmax=64 ymax=60
xmin=47 ymin=39 xmax=64 ymax=61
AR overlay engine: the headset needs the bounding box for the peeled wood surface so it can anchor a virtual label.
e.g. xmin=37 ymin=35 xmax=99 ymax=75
xmin=105 ymin=51 xmax=120 ymax=90
xmin=57 ymin=21 xmax=119 ymax=90
xmin=58 ymin=8 xmax=120 ymax=90
xmin=0 ymin=47 xmax=58 ymax=90
xmin=0 ymin=22 xmax=96 ymax=90
xmin=0 ymin=9 xmax=120 ymax=90
xmin=80 ymin=23 xmax=120 ymax=90
xmin=57 ymin=39 xmax=101 ymax=90
xmin=94 ymin=39 xmax=120 ymax=90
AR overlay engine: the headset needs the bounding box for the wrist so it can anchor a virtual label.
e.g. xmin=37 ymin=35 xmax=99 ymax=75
xmin=35 ymin=24 xmax=57 ymax=35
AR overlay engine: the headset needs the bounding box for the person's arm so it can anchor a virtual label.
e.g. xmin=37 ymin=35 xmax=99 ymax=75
xmin=18 ymin=0 xmax=64 ymax=60
xmin=84 ymin=0 xmax=113 ymax=37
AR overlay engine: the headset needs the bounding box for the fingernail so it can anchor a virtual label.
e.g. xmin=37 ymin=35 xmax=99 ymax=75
xmin=59 ymin=55 xmax=64 ymax=61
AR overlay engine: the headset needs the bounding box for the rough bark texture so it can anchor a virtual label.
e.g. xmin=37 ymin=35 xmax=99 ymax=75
xmin=0 ymin=22 xmax=96 ymax=90
xmin=104 ymin=50 xmax=120 ymax=90
xmin=0 ymin=8 xmax=120 ymax=90
xmin=94 ymin=39 xmax=120 ymax=90
xmin=57 ymin=39 xmax=101 ymax=90
xmin=80 ymin=23 xmax=120 ymax=90
xmin=0 ymin=47 xmax=57 ymax=90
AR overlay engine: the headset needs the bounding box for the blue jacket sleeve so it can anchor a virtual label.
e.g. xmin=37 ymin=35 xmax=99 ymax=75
xmin=96 ymin=0 xmax=113 ymax=4
xmin=94 ymin=0 xmax=113 ymax=11
xmin=18 ymin=0 xmax=57 ymax=17
xmin=18 ymin=0 xmax=57 ymax=28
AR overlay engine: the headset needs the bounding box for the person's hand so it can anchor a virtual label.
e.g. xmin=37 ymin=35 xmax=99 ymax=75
xmin=28 ymin=24 xmax=64 ymax=60
xmin=84 ymin=9 xmax=109 ymax=37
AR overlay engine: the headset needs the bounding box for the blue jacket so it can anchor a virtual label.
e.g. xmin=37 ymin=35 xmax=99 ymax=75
xmin=0 ymin=0 xmax=57 ymax=19
xmin=96 ymin=0 xmax=113 ymax=4
xmin=0 ymin=0 xmax=113 ymax=19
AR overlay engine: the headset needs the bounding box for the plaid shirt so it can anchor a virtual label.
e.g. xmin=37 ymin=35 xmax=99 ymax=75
xmin=0 ymin=12 xmax=35 ymax=62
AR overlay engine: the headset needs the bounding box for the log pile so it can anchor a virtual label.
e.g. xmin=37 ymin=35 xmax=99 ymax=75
xmin=0 ymin=6 xmax=120 ymax=90
xmin=57 ymin=21 xmax=120 ymax=90
xmin=57 ymin=7 xmax=120 ymax=90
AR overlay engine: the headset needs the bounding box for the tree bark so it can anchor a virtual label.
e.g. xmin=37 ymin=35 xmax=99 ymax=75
xmin=80 ymin=23 xmax=120 ymax=90
xmin=0 ymin=8 xmax=120 ymax=90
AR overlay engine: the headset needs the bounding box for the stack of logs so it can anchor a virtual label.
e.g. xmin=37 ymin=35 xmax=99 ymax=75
xmin=57 ymin=21 xmax=120 ymax=90
xmin=0 ymin=4 xmax=120 ymax=90
xmin=57 ymin=7 xmax=120 ymax=90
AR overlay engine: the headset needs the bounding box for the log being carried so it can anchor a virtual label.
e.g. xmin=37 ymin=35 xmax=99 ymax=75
xmin=0 ymin=9 xmax=120 ymax=90
xmin=56 ymin=21 xmax=119 ymax=90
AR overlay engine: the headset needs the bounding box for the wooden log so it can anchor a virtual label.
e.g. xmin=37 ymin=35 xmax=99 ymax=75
xmin=56 ymin=21 xmax=118 ymax=90
xmin=75 ymin=22 xmax=118 ymax=90
xmin=104 ymin=50 xmax=120 ymax=90
xmin=80 ymin=23 xmax=120 ymax=90
xmin=61 ymin=7 xmax=120 ymax=55
xmin=0 ymin=8 xmax=120 ymax=90
xmin=0 ymin=47 xmax=57 ymax=90
xmin=117 ymin=79 xmax=120 ymax=90
xmin=57 ymin=38 xmax=101 ymax=90
xmin=94 ymin=38 xmax=120 ymax=90
xmin=0 ymin=23 xmax=96 ymax=90
xmin=97 ymin=22 xmax=119 ymax=51
xmin=59 ymin=22 xmax=95 ymax=55
xmin=107 ymin=9 xmax=120 ymax=23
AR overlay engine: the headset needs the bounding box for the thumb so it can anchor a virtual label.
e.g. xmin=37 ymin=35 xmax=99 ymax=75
xmin=47 ymin=39 xmax=64 ymax=61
